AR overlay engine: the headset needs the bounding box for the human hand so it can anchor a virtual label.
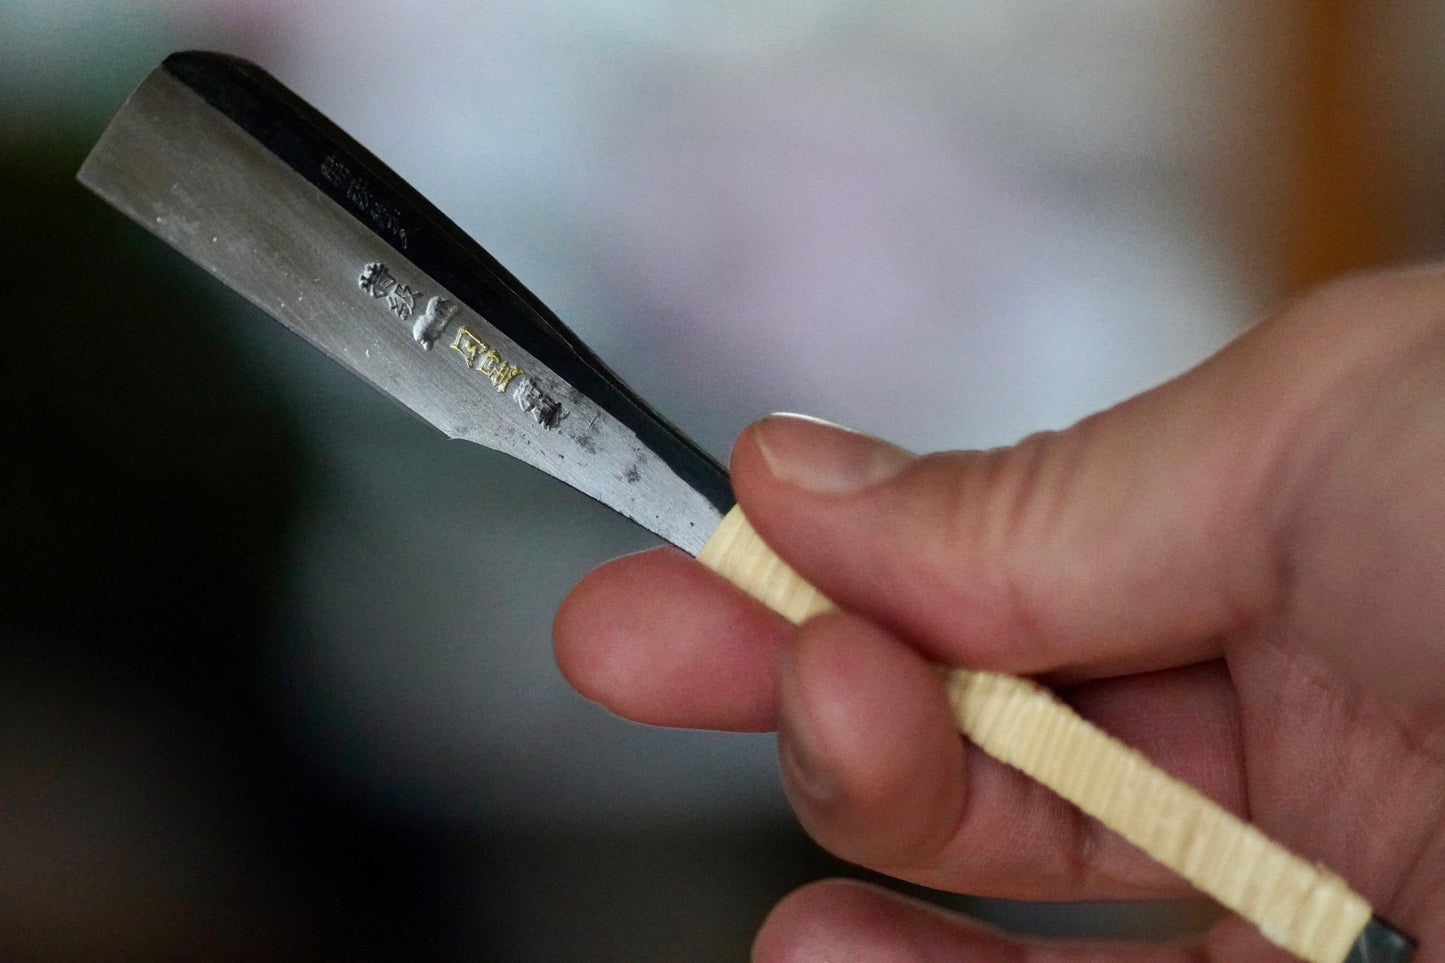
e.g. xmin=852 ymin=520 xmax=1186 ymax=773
xmin=555 ymin=267 xmax=1445 ymax=960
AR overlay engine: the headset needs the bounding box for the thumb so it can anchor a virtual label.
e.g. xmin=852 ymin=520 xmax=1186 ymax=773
xmin=729 ymin=343 xmax=1294 ymax=678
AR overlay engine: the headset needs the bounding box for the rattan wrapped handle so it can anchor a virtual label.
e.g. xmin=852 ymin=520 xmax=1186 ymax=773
xmin=697 ymin=506 xmax=1377 ymax=963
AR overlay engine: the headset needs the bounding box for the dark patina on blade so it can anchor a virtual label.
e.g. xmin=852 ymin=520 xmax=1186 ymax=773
xmin=78 ymin=51 xmax=731 ymax=553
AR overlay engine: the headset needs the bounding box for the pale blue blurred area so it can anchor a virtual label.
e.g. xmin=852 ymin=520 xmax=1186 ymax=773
xmin=10 ymin=0 xmax=1437 ymax=958
xmin=261 ymin=0 xmax=1254 ymax=453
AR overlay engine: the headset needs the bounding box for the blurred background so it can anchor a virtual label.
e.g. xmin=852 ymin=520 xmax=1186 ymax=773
xmin=2 ymin=1 xmax=1443 ymax=959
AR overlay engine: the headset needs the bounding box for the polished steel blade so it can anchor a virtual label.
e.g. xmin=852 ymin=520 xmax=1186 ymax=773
xmin=78 ymin=53 xmax=730 ymax=553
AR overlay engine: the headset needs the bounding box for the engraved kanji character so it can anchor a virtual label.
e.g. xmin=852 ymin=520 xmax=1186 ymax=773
xmin=479 ymin=350 xmax=524 ymax=392
xmin=514 ymin=379 xmax=565 ymax=428
xmin=387 ymin=284 xmax=418 ymax=320
xmin=452 ymin=327 xmax=485 ymax=368
xmin=451 ymin=327 xmax=523 ymax=392
xmin=358 ymin=262 xmax=396 ymax=298
xmin=321 ymin=156 xmax=349 ymax=187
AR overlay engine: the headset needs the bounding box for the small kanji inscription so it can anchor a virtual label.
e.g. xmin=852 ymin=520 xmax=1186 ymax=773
xmin=358 ymin=262 xmax=420 ymax=320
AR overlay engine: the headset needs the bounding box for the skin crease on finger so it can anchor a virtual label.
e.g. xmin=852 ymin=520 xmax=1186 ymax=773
xmin=553 ymin=265 xmax=1445 ymax=955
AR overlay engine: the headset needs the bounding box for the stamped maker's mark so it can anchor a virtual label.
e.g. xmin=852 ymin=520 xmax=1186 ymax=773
xmin=513 ymin=378 xmax=566 ymax=429
xmin=452 ymin=327 xmax=523 ymax=392
xmin=355 ymin=261 xmax=566 ymax=429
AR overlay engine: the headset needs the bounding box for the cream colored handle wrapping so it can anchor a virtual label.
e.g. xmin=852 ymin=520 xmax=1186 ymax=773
xmin=696 ymin=506 xmax=1372 ymax=963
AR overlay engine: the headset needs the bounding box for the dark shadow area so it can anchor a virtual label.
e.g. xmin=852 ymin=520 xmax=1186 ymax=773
xmin=0 ymin=133 xmax=461 ymax=960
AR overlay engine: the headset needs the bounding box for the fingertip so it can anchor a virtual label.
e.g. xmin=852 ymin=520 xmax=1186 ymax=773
xmin=756 ymin=879 xmax=1024 ymax=963
xmin=552 ymin=549 xmax=643 ymax=699
xmin=728 ymin=417 xmax=772 ymax=488
xmin=757 ymin=878 xmax=1211 ymax=962
xmin=732 ymin=414 xmax=915 ymax=498
xmin=777 ymin=613 xmax=965 ymax=866
xmin=753 ymin=879 xmax=904 ymax=963
xmin=553 ymin=547 xmax=788 ymax=731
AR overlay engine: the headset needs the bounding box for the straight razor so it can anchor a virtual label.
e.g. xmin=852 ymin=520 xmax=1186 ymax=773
xmin=77 ymin=53 xmax=1411 ymax=963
